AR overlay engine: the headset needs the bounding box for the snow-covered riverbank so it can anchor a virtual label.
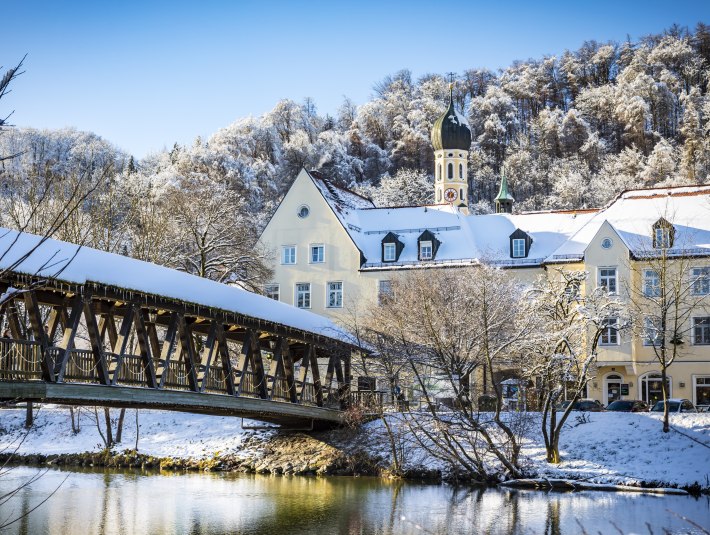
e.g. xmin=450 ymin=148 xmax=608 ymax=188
xmin=1 ymin=405 xmax=708 ymax=491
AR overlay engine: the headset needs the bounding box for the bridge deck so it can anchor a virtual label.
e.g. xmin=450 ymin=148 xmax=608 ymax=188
xmin=0 ymin=382 xmax=344 ymax=427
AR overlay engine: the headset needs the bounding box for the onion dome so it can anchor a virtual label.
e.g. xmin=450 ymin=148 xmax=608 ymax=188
xmin=431 ymin=85 xmax=472 ymax=151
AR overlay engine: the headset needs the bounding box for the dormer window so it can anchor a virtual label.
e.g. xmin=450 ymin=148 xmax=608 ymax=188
xmin=652 ymin=218 xmax=675 ymax=249
xmin=384 ymin=243 xmax=396 ymax=261
xmin=382 ymin=232 xmax=404 ymax=263
xmin=509 ymin=229 xmax=532 ymax=259
xmin=420 ymin=241 xmax=433 ymax=260
xmin=417 ymin=230 xmax=441 ymax=261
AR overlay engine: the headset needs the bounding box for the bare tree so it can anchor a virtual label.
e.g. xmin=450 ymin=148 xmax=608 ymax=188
xmin=364 ymin=267 xmax=536 ymax=480
xmin=523 ymin=269 xmax=626 ymax=463
xmin=625 ymin=218 xmax=708 ymax=432
xmin=164 ymin=176 xmax=273 ymax=291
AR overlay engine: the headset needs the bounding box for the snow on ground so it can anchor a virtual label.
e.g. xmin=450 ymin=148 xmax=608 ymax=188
xmin=524 ymin=411 xmax=710 ymax=488
xmin=0 ymin=405 xmax=263 ymax=459
xmin=1 ymin=406 xmax=708 ymax=488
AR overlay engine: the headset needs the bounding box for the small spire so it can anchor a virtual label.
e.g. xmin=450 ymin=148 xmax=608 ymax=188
xmin=495 ymin=169 xmax=515 ymax=214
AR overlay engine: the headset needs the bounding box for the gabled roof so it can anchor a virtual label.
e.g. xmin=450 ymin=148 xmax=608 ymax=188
xmin=302 ymin=173 xmax=710 ymax=270
xmin=546 ymin=185 xmax=710 ymax=262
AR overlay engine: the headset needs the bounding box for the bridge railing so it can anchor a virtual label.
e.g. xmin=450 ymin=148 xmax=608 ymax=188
xmin=0 ymin=338 xmax=350 ymax=410
xmin=0 ymin=339 xmax=42 ymax=381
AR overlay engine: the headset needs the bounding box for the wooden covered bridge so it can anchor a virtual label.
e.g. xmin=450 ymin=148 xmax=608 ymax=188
xmin=0 ymin=229 xmax=360 ymax=428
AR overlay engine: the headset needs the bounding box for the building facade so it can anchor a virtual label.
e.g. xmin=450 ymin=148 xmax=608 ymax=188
xmin=259 ymin=91 xmax=710 ymax=410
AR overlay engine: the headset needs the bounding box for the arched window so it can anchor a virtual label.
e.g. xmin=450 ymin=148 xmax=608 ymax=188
xmin=640 ymin=372 xmax=671 ymax=406
xmin=447 ymin=163 xmax=453 ymax=179
xmin=437 ymin=164 xmax=441 ymax=181
xmin=437 ymin=189 xmax=441 ymax=202
xmin=460 ymin=188 xmax=464 ymax=201
xmin=459 ymin=163 xmax=463 ymax=178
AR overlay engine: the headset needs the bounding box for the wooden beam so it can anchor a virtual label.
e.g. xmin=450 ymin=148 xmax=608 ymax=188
xmin=196 ymin=321 xmax=217 ymax=393
xmin=156 ymin=312 xmax=179 ymax=389
xmin=282 ymin=340 xmax=298 ymax=403
xmin=177 ymin=314 xmax=198 ymax=392
xmin=296 ymin=345 xmax=310 ymax=403
xmin=267 ymin=338 xmax=285 ymax=401
xmin=236 ymin=331 xmax=253 ymax=396
xmin=23 ymin=290 xmax=52 ymax=382
xmin=250 ymin=330 xmax=268 ymax=399
xmin=133 ymin=306 xmax=158 ymax=389
xmin=109 ymin=306 xmax=134 ymax=385
xmin=82 ymin=297 xmax=110 ymax=385
xmin=310 ymin=346 xmax=324 ymax=407
xmin=146 ymin=321 xmax=161 ymax=365
xmin=55 ymin=294 xmax=84 ymax=383
xmin=6 ymin=304 xmax=24 ymax=340
xmin=215 ymin=324 xmax=236 ymax=396
xmin=46 ymin=305 xmax=65 ymax=346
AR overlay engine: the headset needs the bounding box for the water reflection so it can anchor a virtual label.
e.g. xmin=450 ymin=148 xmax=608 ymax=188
xmin=1 ymin=467 xmax=708 ymax=534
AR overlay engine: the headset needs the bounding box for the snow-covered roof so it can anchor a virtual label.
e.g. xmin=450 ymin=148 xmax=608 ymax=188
xmin=0 ymin=228 xmax=357 ymax=346
xmin=310 ymin=175 xmax=710 ymax=270
xmin=547 ymin=185 xmax=710 ymax=261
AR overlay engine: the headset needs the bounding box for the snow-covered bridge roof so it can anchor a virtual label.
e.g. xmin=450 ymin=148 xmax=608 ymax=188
xmin=0 ymin=227 xmax=357 ymax=347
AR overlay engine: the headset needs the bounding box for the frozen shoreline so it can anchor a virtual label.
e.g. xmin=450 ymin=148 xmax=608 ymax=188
xmin=1 ymin=405 xmax=708 ymax=492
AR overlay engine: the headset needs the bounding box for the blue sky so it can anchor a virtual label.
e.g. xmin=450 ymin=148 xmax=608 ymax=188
xmin=2 ymin=0 xmax=708 ymax=158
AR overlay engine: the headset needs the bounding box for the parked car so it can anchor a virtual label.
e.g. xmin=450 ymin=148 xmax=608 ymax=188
xmin=650 ymin=398 xmax=698 ymax=413
xmin=556 ymin=399 xmax=604 ymax=412
xmin=606 ymin=400 xmax=649 ymax=412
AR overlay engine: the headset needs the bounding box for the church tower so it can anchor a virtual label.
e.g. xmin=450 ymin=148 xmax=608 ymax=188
xmin=431 ymin=84 xmax=472 ymax=209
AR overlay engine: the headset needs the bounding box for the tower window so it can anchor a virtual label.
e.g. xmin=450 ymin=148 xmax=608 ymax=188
xmin=437 ymin=189 xmax=442 ymax=202
xmin=459 ymin=163 xmax=463 ymax=178
xmin=437 ymin=164 xmax=441 ymax=181
xmin=447 ymin=163 xmax=453 ymax=179
xmin=459 ymin=188 xmax=464 ymax=201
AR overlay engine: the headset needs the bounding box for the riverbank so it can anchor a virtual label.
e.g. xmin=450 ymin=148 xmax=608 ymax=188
xmin=1 ymin=405 xmax=708 ymax=493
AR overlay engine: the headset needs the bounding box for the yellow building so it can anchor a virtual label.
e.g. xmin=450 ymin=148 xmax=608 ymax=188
xmin=259 ymin=92 xmax=710 ymax=409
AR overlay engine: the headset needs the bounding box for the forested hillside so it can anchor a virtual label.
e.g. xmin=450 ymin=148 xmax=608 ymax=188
xmin=1 ymin=23 xmax=709 ymax=288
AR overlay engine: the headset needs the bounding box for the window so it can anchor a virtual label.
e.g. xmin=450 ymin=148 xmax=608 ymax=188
xmin=295 ymin=283 xmax=311 ymax=309
xmin=643 ymin=316 xmax=661 ymax=346
xmin=264 ymin=284 xmax=280 ymax=301
xmin=693 ymin=317 xmax=710 ymax=345
xmin=420 ymin=241 xmax=433 ymax=260
xmin=297 ymin=205 xmax=310 ymax=218
xmin=600 ymin=317 xmax=619 ymax=345
xmin=378 ymin=280 xmax=393 ymax=305
xmin=691 ymin=267 xmax=710 ymax=295
xmin=281 ymin=245 xmax=296 ymax=265
xmin=458 ymin=163 xmax=463 ymax=178
xmin=459 ymin=188 xmax=464 ymax=201
xmin=643 ymin=269 xmax=660 ymax=297
xmin=601 ymin=237 xmax=613 ymax=249
xmin=437 ymin=164 xmax=442 ymax=181
xmin=327 ymin=281 xmax=343 ymax=308
xmin=512 ymin=239 xmax=526 ymax=258
xmin=654 ymin=227 xmax=671 ymax=249
xmin=694 ymin=376 xmax=710 ymax=407
xmin=447 ymin=163 xmax=453 ymax=179
xmin=310 ymin=244 xmax=324 ymax=263
xmin=437 ymin=189 xmax=442 ymax=202
xmin=599 ymin=268 xmax=617 ymax=294
xmin=383 ymin=243 xmax=396 ymax=262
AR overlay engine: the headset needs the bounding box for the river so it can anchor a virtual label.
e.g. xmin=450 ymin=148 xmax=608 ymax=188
xmin=1 ymin=467 xmax=708 ymax=534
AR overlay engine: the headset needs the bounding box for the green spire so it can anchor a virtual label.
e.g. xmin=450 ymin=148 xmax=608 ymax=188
xmin=495 ymin=172 xmax=515 ymax=202
xmin=495 ymin=171 xmax=514 ymax=214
